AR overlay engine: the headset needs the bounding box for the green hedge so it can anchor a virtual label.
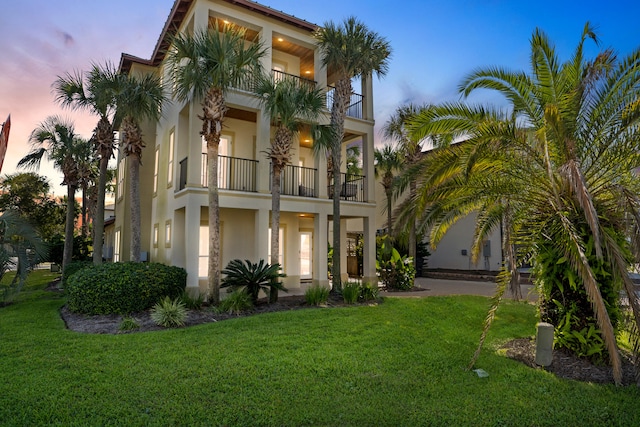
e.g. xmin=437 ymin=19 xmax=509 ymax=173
xmin=62 ymin=260 xmax=93 ymax=286
xmin=66 ymin=262 xmax=187 ymax=315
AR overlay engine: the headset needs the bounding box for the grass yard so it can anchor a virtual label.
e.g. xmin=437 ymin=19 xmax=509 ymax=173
xmin=1 ymin=270 xmax=638 ymax=426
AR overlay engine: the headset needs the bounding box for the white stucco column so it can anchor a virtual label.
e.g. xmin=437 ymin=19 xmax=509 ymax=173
xmin=362 ymin=216 xmax=377 ymax=284
xmin=255 ymin=110 xmax=271 ymax=194
xmin=361 ymin=132 xmax=375 ymax=202
xmin=255 ymin=208 xmax=270 ymax=261
xmin=314 ymin=212 xmax=329 ymax=288
xmin=340 ymin=218 xmax=348 ymax=282
xmin=316 ymin=150 xmax=328 ymax=199
xmin=362 ymin=73 xmax=374 ymax=121
xmin=185 ymin=203 xmax=201 ymax=293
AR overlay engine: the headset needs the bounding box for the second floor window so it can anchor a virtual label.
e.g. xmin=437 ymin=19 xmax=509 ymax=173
xmin=168 ymin=130 xmax=175 ymax=187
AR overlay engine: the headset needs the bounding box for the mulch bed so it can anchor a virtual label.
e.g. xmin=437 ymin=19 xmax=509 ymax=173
xmin=501 ymin=338 xmax=638 ymax=386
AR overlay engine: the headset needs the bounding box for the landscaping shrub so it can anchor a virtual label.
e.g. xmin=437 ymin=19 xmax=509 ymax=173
xmin=66 ymin=262 xmax=187 ymax=315
xmin=360 ymin=282 xmax=379 ymax=301
xmin=62 ymin=260 xmax=92 ymax=286
xmin=179 ymin=290 xmax=204 ymax=310
xmin=150 ymin=297 xmax=187 ymax=327
xmin=118 ymin=316 xmax=140 ymax=332
xmin=342 ymin=282 xmax=360 ymax=304
xmin=221 ymin=259 xmax=286 ymax=304
xmin=305 ymin=285 xmax=329 ymax=306
xmin=216 ymin=290 xmax=253 ymax=315
xmin=377 ymin=239 xmax=415 ymax=290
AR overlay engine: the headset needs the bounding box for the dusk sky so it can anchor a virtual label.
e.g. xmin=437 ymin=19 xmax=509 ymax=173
xmin=1 ymin=0 xmax=639 ymax=195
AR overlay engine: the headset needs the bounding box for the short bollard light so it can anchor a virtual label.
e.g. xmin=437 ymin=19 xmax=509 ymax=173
xmin=535 ymin=322 xmax=554 ymax=366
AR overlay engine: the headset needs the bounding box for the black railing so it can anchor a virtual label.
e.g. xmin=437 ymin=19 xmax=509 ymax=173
xmin=201 ymin=154 xmax=258 ymax=192
xmin=270 ymin=164 xmax=318 ymax=197
xmin=326 ymin=87 xmax=364 ymax=119
xmin=328 ymin=172 xmax=365 ymax=202
xmin=272 ymin=69 xmax=316 ymax=91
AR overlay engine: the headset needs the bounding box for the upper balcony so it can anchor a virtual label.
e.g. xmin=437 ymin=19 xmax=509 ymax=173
xmin=178 ymin=154 xmax=366 ymax=202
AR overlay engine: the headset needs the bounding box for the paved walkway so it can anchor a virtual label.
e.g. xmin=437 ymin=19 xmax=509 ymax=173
xmin=381 ymin=277 xmax=538 ymax=302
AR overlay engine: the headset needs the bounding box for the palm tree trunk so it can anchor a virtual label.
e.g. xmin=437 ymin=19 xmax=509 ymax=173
xmin=270 ymin=166 xmax=282 ymax=303
xmin=207 ymin=139 xmax=221 ymax=304
xmin=330 ymin=77 xmax=351 ymax=292
xmin=92 ymin=156 xmax=107 ymax=264
xmin=129 ymin=155 xmax=141 ymax=262
xmin=81 ymin=184 xmax=88 ymax=239
xmin=385 ymin=187 xmax=393 ymax=234
xmin=409 ymin=179 xmax=417 ymax=265
xmin=63 ymin=184 xmax=76 ymax=269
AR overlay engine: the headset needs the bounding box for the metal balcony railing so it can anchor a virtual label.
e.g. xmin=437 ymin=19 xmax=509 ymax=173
xmin=272 ymin=69 xmax=317 ymax=91
xmin=270 ymin=163 xmax=318 ymax=197
xmin=326 ymin=87 xmax=364 ymax=119
xmin=328 ymin=172 xmax=365 ymax=202
xmin=201 ymin=154 xmax=258 ymax=192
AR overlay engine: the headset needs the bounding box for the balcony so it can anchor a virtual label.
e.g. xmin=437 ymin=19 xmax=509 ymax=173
xmin=198 ymin=154 xmax=258 ymax=192
xmin=328 ymin=172 xmax=365 ymax=202
xmin=326 ymin=87 xmax=364 ymax=119
xmin=270 ymin=163 xmax=318 ymax=197
xmin=272 ymin=69 xmax=316 ymax=91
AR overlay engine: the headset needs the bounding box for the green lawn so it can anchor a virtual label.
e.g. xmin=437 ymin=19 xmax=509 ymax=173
xmin=1 ymin=271 xmax=638 ymax=426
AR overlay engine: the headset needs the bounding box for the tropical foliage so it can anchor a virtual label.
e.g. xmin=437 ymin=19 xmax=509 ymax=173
xmin=167 ymin=22 xmax=265 ymax=304
xmin=18 ymin=117 xmax=89 ymax=269
xmin=53 ymin=62 xmax=121 ymax=265
xmin=374 ymin=144 xmax=402 ymax=234
xmin=402 ymin=23 xmax=640 ymax=384
xmin=116 ymin=72 xmax=165 ymax=262
xmin=0 ymin=211 xmax=47 ymax=304
xmin=221 ymin=259 xmax=286 ymax=305
xmin=314 ymin=16 xmax=391 ymax=291
xmin=253 ymin=73 xmax=326 ymax=302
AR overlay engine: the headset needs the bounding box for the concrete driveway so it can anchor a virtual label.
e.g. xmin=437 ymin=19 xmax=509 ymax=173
xmin=381 ymin=277 xmax=537 ymax=302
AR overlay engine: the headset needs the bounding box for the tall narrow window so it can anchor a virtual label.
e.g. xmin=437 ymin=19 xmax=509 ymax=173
xmin=153 ymin=148 xmax=159 ymax=194
xmin=116 ymin=159 xmax=125 ymax=199
xmin=153 ymin=224 xmax=159 ymax=247
xmin=167 ymin=130 xmax=175 ymax=187
xmin=165 ymin=221 xmax=172 ymax=247
xmin=114 ymin=229 xmax=121 ymax=262
xmin=300 ymin=231 xmax=312 ymax=279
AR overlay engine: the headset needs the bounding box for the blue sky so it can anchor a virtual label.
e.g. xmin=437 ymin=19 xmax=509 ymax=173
xmin=1 ymin=0 xmax=638 ymax=194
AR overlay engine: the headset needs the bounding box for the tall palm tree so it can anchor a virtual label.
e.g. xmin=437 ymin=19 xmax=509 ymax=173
xmin=314 ymin=16 xmax=391 ymax=291
xmin=18 ymin=117 xmax=88 ymax=269
xmin=404 ymin=23 xmax=640 ymax=385
xmin=167 ymin=23 xmax=265 ymax=304
xmin=382 ymin=104 xmax=427 ymax=262
xmin=53 ymin=62 xmax=120 ymax=264
xmin=374 ymin=144 xmax=402 ymax=235
xmin=116 ymin=73 xmax=165 ymax=262
xmin=75 ymin=139 xmax=97 ymax=240
xmin=254 ymin=74 xmax=326 ymax=302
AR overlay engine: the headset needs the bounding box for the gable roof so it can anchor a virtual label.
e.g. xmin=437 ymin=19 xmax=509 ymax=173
xmin=119 ymin=0 xmax=318 ymax=73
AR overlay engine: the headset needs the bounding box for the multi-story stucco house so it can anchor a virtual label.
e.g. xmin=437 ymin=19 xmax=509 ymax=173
xmin=113 ymin=0 xmax=379 ymax=295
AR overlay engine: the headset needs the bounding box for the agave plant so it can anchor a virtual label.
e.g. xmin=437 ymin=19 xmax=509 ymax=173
xmin=221 ymin=259 xmax=286 ymax=304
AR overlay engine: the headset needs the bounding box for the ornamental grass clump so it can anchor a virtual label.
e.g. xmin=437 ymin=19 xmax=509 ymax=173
xmin=305 ymin=285 xmax=329 ymax=306
xmin=150 ymin=296 xmax=187 ymax=328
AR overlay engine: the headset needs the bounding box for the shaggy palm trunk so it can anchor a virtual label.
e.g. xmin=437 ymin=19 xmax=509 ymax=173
xmin=384 ymin=184 xmax=393 ymax=234
xmin=330 ymin=77 xmax=351 ymax=292
xmin=408 ymin=179 xmax=417 ymax=264
xmin=270 ymin=165 xmax=282 ymax=303
xmin=129 ymin=157 xmax=141 ymax=262
xmin=204 ymin=87 xmax=226 ymax=305
xmin=81 ymin=184 xmax=88 ymax=238
xmin=501 ymin=215 xmax=521 ymax=301
xmin=63 ymin=183 xmax=76 ymax=269
xmin=92 ymin=117 xmax=113 ymax=265
xmin=122 ymin=117 xmax=144 ymax=263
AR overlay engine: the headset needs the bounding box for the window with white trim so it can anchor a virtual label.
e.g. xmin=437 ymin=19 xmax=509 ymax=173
xmin=153 ymin=148 xmax=159 ymax=194
xmin=114 ymin=229 xmax=121 ymax=262
xmin=165 ymin=221 xmax=172 ymax=247
xmin=167 ymin=130 xmax=175 ymax=187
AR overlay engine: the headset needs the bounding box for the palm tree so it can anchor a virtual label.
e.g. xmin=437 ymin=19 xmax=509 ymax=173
xmin=53 ymin=62 xmax=120 ymax=264
xmin=18 ymin=117 xmax=88 ymax=269
xmin=382 ymin=104 xmax=428 ymax=262
xmin=167 ymin=23 xmax=265 ymax=304
xmin=254 ymin=74 xmax=326 ymax=302
xmin=0 ymin=210 xmax=47 ymax=304
xmin=116 ymin=73 xmax=165 ymax=262
xmin=314 ymin=16 xmax=391 ymax=291
xmin=374 ymin=144 xmax=402 ymax=235
xmin=404 ymin=23 xmax=640 ymax=385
